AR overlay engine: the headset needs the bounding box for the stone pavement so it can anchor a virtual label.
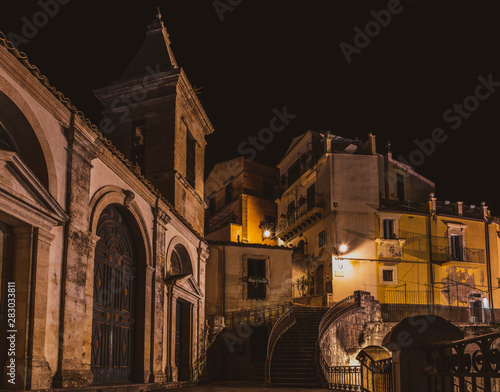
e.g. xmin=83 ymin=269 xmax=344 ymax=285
xmin=172 ymin=381 xmax=328 ymax=391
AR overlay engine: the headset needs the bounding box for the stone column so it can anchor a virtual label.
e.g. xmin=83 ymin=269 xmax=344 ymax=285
xmin=53 ymin=130 xmax=96 ymax=388
xmin=165 ymin=288 xmax=178 ymax=381
xmin=140 ymin=265 xmax=155 ymax=383
xmin=81 ymin=233 xmax=100 ymax=385
xmin=150 ymin=207 xmax=170 ymax=383
xmin=28 ymin=227 xmax=55 ymax=390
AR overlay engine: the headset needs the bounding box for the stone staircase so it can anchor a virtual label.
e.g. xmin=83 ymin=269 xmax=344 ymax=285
xmin=269 ymin=307 xmax=328 ymax=388
xmin=252 ymin=361 xmax=266 ymax=383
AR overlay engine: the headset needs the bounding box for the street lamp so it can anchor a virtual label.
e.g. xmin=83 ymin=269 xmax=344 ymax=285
xmin=339 ymin=244 xmax=348 ymax=253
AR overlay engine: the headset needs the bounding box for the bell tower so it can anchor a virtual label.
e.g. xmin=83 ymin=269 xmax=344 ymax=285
xmin=94 ymin=10 xmax=214 ymax=235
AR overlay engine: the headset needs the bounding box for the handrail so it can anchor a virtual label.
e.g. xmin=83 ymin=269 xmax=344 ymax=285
xmin=316 ymin=292 xmax=364 ymax=389
xmin=317 ymin=341 xmax=361 ymax=391
xmin=220 ymin=301 xmax=293 ymax=329
xmin=319 ymin=292 xmax=361 ymax=338
xmin=264 ymin=305 xmax=297 ymax=385
xmin=428 ymin=331 xmax=500 ymax=392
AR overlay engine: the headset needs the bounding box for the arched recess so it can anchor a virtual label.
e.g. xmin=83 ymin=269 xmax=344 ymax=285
xmin=0 ymin=78 xmax=58 ymax=195
xmin=166 ymin=236 xmax=195 ymax=277
xmin=89 ymin=186 xmax=152 ymax=265
xmin=88 ymin=187 xmax=152 ymax=383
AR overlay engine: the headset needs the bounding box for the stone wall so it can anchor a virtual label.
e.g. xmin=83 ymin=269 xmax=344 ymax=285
xmin=320 ymin=292 xmax=392 ymax=366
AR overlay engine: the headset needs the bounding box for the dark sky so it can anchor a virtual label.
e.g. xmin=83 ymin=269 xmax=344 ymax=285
xmin=1 ymin=1 xmax=500 ymax=213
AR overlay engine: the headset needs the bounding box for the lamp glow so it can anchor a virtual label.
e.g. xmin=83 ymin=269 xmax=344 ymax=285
xmin=263 ymin=230 xmax=271 ymax=238
xmin=339 ymin=244 xmax=348 ymax=253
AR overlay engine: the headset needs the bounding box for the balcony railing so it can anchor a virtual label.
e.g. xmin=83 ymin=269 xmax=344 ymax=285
xmin=388 ymin=231 xmax=486 ymax=264
xmin=276 ymin=193 xmax=323 ymax=237
xmin=432 ymin=245 xmax=485 ymax=264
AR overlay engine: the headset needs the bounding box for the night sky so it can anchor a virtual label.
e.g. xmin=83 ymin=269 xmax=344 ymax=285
xmin=1 ymin=1 xmax=500 ymax=213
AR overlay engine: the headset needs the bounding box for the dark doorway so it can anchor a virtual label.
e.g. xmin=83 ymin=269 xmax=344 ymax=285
xmin=315 ymin=265 xmax=324 ymax=295
xmin=175 ymin=299 xmax=192 ymax=381
xmin=250 ymin=326 xmax=268 ymax=361
xmin=307 ymin=183 xmax=316 ymax=210
xmin=91 ymin=206 xmax=136 ymax=383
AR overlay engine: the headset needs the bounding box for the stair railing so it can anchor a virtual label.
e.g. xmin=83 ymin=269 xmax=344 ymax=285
xmin=264 ymin=305 xmax=297 ymax=386
xmin=223 ymin=301 xmax=293 ymax=329
xmin=316 ymin=291 xmax=364 ymax=389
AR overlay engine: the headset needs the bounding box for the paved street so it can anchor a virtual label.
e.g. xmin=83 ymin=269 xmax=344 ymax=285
xmin=177 ymin=381 xmax=327 ymax=391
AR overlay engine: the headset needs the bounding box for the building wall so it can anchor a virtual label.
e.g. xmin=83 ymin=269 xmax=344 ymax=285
xmin=0 ymin=33 xmax=209 ymax=389
xmin=205 ymin=243 xmax=293 ymax=315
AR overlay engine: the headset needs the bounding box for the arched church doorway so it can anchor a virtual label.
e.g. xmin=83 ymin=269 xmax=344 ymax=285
xmin=91 ymin=205 xmax=137 ymax=383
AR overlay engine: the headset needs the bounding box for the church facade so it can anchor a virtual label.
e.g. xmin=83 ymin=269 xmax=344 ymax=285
xmin=0 ymin=12 xmax=211 ymax=391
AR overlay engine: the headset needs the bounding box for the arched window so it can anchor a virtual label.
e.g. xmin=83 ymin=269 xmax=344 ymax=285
xmin=0 ymin=122 xmax=15 ymax=151
xmin=170 ymin=249 xmax=183 ymax=275
xmin=169 ymin=244 xmax=193 ymax=276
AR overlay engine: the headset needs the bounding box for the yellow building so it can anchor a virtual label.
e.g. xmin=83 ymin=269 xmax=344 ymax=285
xmin=373 ymin=198 xmax=499 ymax=313
xmin=274 ymin=131 xmax=500 ymax=318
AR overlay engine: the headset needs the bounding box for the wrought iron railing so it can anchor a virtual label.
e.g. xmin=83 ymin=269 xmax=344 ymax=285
xmin=276 ymin=193 xmax=323 ymax=235
xmin=319 ymin=292 xmax=361 ymax=338
xmin=316 ymin=292 xmax=364 ymax=389
xmin=380 ymin=303 xmax=491 ymax=324
xmin=427 ymin=331 xmax=500 ymax=392
xmin=264 ymin=305 xmax=297 ymax=385
xmin=432 ymin=245 xmax=485 ymax=264
xmin=318 ymin=347 xmax=361 ymax=391
xmin=222 ymin=302 xmax=293 ymax=329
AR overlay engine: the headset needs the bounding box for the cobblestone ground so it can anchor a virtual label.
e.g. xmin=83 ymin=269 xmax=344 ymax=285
xmin=173 ymin=381 xmax=328 ymax=391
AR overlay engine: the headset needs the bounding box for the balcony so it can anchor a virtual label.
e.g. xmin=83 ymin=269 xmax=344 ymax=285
xmin=431 ymin=245 xmax=485 ymax=265
xmin=276 ymin=193 xmax=323 ymax=241
xmin=377 ymin=231 xmax=486 ymax=265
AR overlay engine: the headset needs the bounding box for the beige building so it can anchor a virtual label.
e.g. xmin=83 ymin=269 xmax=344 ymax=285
xmin=275 ymin=131 xmax=434 ymax=302
xmin=0 ymin=13 xmax=211 ymax=391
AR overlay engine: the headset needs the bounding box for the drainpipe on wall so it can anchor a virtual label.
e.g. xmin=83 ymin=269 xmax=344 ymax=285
xmin=485 ymin=218 xmax=494 ymax=321
xmin=427 ymin=196 xmax=437 ymax=308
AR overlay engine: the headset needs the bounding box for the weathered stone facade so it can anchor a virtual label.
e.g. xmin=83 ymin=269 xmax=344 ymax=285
xmin=0 ymin=13 xmax=210 ymax=391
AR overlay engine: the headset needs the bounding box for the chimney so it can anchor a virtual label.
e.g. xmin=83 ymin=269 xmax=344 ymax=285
xmin=368 ymin=133 xmax=376 ymax=155
xmin=324 ymin=131 xmax=332 ymax=153
xmin=428 ymin=193 xmax=437 ymax=213
xmin=482 ymin=202 xmax=489 ymax=220
xmin=455 ymin=201 xmax=463 ymax=217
